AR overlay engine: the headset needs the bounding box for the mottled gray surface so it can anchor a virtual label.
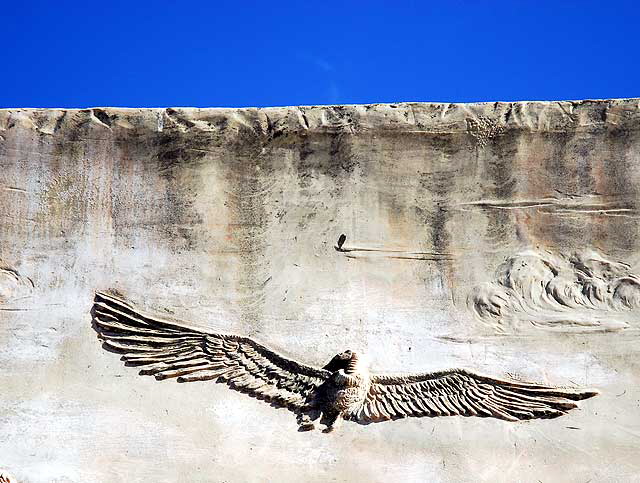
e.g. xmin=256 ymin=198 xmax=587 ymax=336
xmin=1 ymin=100 xmax=639 ymax=482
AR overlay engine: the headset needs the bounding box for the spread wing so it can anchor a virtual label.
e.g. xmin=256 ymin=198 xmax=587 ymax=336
xmin=355 ymin=369 xmax=597 ymax=423
xmin=91 ymin=292 xmax=330 ymax=411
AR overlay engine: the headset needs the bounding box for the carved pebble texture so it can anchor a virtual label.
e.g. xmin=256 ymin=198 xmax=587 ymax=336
xmin=0 ymin=100 xmax=639 ymax=482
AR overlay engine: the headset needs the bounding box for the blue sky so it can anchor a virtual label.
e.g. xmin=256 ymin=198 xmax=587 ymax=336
xmin=3 ymin=1 xmax=639 ymax=108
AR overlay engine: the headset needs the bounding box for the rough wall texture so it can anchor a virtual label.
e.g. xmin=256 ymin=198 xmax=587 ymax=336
xmin=1 ymin=100 xmax=639 ymax=482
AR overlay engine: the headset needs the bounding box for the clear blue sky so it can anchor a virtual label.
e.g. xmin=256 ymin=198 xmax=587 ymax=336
xmin=3 ymin=1 xmax=639 ymax=108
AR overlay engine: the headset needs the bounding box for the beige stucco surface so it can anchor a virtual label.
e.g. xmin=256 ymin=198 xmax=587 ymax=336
xmin=1 ymin=100 xmax=639 ymax=482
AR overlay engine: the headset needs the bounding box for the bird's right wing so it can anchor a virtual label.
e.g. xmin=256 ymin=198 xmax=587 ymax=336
xmin=355 ymin=368 xmax=597 ymax=423
xmin=92 ymin=292 xmax=330 ymax=411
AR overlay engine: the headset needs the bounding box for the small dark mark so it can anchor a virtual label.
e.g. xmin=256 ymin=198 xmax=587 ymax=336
xmin=334 ymin=234 xmax=452 ymax=259
xmin=261 ymin=276 xmax=272 ymax=287
xmin=565 ymin=426 xmax=581 ymax=430
xmin=616 ymin=390 xmax=626 ymax=397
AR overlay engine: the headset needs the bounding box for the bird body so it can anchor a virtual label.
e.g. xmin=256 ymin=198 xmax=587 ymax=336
xmin=333 ymin=370 xmax=370 ymax=414
xmin=91 ymin=291 xmax=598 ymax=432
xmin=325 ymin=359 xmax=371 ymax=428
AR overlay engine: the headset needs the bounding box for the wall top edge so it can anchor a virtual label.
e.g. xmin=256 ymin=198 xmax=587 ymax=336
xmin=1 ymin=98 xmax=639 ymax=136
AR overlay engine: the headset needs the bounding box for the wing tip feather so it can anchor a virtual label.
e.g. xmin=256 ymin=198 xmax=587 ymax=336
xmin=576 ymin=390 xmax=599 ymax=400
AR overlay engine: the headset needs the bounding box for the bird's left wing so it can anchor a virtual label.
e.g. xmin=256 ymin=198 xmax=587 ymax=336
xmin=92 ymin=292 xmax=330 ymax=411
xmin=355 ymin=369 xmax=597 ymax=423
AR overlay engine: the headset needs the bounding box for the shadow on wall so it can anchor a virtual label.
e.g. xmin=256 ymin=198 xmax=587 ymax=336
xmin=468 ymin=250 xmax=640 ymax=332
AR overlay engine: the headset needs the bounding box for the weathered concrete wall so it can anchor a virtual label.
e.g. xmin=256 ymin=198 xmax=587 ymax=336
xmin=1 ymin=100 xmax=639 ymax=482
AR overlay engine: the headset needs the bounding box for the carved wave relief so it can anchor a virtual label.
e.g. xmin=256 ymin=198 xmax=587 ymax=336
xmin=0 ymin=266 xmax=34 ymax=305
xmin=469 ymin=250 xmax=640 ymax=332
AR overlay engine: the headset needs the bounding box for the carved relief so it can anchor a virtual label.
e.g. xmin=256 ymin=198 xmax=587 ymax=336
xmin=457 ymin=193 xmax=639 ymax=218
xmin=92 ymin=292 xmax=597 ymax=432
xmin=0 ymin=265 xmax=34 ymax=305
xmin=469 ymin=250 xmax=640 ymax=331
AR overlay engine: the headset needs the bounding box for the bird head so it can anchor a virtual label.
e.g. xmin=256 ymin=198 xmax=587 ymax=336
xmin=323 ymin=350 xmax=363 ymax=373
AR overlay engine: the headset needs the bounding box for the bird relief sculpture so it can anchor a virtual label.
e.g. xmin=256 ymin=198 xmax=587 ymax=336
xmin=92 ymin=292 xmax=597 ymax=432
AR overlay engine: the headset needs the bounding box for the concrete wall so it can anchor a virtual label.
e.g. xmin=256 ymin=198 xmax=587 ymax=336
xmin=1 ymin=100 xmax=639 ymax=482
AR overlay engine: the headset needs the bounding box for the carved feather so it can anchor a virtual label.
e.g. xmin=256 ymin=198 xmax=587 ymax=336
xmin=92 ymin=292 xmax=330 ymax=411
xmin=355 ymin=370 xmax=598 ymax=423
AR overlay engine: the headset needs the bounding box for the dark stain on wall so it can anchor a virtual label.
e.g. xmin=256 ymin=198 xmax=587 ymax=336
xmin=294 ymin=132 xmax=359 ymax=195
xmin=223 ymin=121 xmax=275 ymax=334
xmin=482 ymin=131 xmax=518 ymax=244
